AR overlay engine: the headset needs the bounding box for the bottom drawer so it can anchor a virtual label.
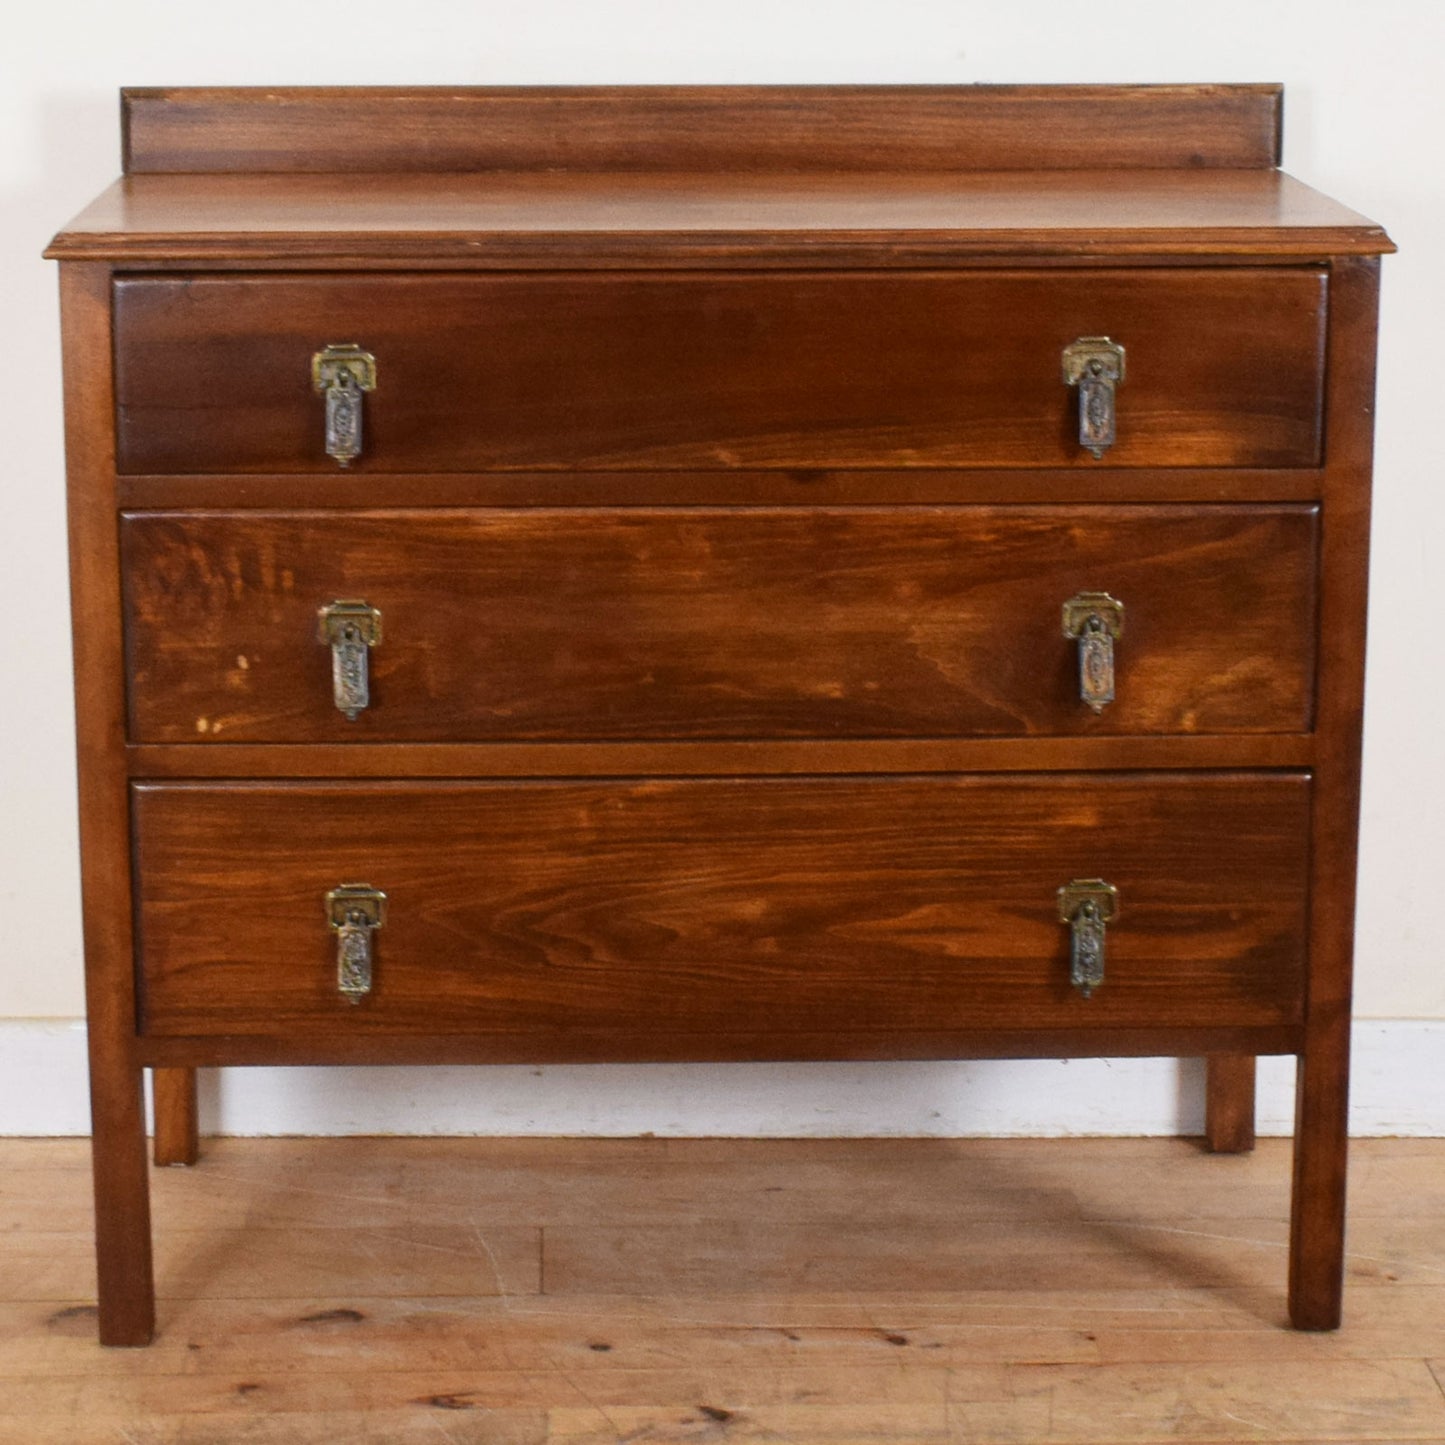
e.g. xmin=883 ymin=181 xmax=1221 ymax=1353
xmin=132 ymin=775 xmax=1309 ymax=1042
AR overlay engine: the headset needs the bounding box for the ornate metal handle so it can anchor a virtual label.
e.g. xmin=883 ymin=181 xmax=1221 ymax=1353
xmin=1062 ymin=337 xmax=1125 ymax=459
xmin=1057 ymin=880 xmax=1117 ymax=999
xmin=312 ymin=344 xmax=377 ymax=467
xmin=326 ymin=884 xmax=386 ymax=1003
xmin=1061 ymin=592 xmax=1123 ymax=713
xmin=317 ymin=600 xmax=382 ymax=721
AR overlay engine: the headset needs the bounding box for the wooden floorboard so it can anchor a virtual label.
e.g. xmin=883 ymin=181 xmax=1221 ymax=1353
xmin=0 ymin=1136 xmax=1442 ymax=1443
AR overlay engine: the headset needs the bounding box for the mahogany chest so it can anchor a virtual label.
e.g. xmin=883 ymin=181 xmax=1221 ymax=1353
xmin=46 ymin=84 xmax=1393 ymax=1344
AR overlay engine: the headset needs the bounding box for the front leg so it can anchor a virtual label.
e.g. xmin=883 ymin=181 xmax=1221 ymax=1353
xmin=1288 ymin=1020 xmax=1351 ymax=1330
xmin=90 ymin=1057 xmax=156 ymax=1345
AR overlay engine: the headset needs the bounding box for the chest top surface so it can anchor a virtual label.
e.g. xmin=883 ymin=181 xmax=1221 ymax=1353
xmin=46 ymin=84 xmax=1393 ymax=265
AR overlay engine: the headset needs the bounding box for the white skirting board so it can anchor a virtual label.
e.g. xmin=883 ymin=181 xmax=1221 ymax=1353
xmin=2 ymin=1019 xmax=1440 ymax=1138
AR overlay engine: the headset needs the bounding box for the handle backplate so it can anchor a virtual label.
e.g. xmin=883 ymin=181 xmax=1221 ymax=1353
xmin=1057 ymin=879 xmax=1117 ymax=999
xmin=1062 ymin=337 xmax=1126 ymax=460
xmin=1062 ymin=591 xmax=1124 ymax=714
xmin=326 ymin=883 xmax=387 ymax=1003
xmin=312 ymin=344 xmax=377 ymax=467
xmin=317 ymin=600 xmax=382 ymax=721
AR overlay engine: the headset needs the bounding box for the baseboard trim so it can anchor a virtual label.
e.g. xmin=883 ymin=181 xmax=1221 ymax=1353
xmin=2 ymin=1019 xmax=1439 ymax=1137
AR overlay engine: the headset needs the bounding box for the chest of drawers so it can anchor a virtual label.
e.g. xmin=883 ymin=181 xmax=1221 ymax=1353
xmin=47 ymin=84 xmax=1392 ymax=1345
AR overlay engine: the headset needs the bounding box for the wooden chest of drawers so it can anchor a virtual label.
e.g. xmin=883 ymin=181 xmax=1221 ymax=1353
xmin=47 ymin=84 xmax=1392 ymax=1345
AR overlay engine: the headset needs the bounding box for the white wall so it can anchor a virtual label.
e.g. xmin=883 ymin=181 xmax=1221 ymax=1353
xmin=2 ymin=0 xmax=1440 ymax=1132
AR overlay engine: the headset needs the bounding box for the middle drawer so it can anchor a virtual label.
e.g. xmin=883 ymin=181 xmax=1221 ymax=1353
xmin=122 ymin=505 xmax=1317 ymax=742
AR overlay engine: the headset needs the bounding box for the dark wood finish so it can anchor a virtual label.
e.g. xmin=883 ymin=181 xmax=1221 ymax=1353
xmin=58 ymin=264 xmax=155 ymax=1347
xmin=1205 ymin=1054 xmax=1258 ymax=1153
xmin=112 ymin=270 xmax=1327 ymax=474
xmin=132 ymin=774 xmax=1310 ymax=1039
xmin=124 ymin=735 xmax=1316 ymax=778
xmin=120 ymin=85 xmax=1285 ymax=175
xmin=134 ymin=1025 xmax=1305 ymax=1070
xmin=1289 ymin=257 xmax=1382 ymax=1331
xmin=115 ymin=465 xmax=1327 ymax=510
xmin=121 ymin=505 xmax=1319 ymax=743
xmin=150 ymin=1067 xmax=199 ymax=1167
xmin=50 ymin=86 xmax=1389 ymax=1342
xmin=46 ymin=169 xmax=1393 ymax=267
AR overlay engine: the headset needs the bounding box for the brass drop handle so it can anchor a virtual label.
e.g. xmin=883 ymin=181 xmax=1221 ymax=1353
xmin=1061 ymin=592 xmax=1123 ymax=713
xmin=312 ymin=344 xmax=377 ymax=467
xmin=1057 ymin=880 xmax=1117 ymax=999
xmin=1062 ymin=337 xmax=1125 ymax=459
xmin=317 ymin=600 xmax=382 ymax=721
xmin=326 ymin=884 xmax=386 ymax=1003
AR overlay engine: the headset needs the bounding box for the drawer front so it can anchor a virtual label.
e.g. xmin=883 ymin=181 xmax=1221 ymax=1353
xmin=122 ymin=506 xmax=1317 ymax=742
xmin=133 ymin=774 xmax=1309 ymax=1040
xmin=113 ymin=270 xmax=1326 ymax=473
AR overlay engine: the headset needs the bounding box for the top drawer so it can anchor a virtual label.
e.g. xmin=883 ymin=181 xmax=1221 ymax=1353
xmin=111 ymin=270 xmax=1326 ymax=475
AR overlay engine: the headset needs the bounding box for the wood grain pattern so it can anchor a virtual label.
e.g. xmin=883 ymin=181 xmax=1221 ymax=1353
xmin=46 ymin=169 xmax=1394 ymax=266
xmin=6 ymin=1356 xmax=1440 ymax=1444
xmin=540 ymin=1211 xmax=1445 ymax=1295
xmin=1205 ymin=1054 xmax=1258 ymax=1154
xmin=122 ymin=735 xmax=1318 ymax=782
xmin=119 ymin=84 xmax=1285 ymax=174
xmin=6 ymin=1137 xmax=1445 ymax=1441
xmin=131 ymin=774 xmax=1310 ymax=1041
xmin=112 ymin=270 xmax=1328 ymax=473
xmin=120 ymin=506 xmax=1320 ymax=743
xmin=114 ymin=463 xmax=1328 ymax=511
xmin=132 ymin=1025 xmax=1305 ymax=1070
xmin=57 ymin=262 xmax=155 ymax=1347
xmin=0 ymin=1224 xmax=541 ymax=1303
xmin=150 ymin=1069 xmax=199 ymax=1168
xmin=1289 ymin=256 xmax=1384 ymax=1332
xmin=49 ymin=85 xmax=1391 ymax=1344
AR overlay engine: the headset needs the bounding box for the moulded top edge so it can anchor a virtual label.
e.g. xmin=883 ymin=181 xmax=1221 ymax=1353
xmin=44 ymin=167 xmax=1395 ymax=263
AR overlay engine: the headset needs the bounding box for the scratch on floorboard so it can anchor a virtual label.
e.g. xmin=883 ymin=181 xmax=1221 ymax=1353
xmin=468 ymin=1218 xmax=517 ymax=1309
xmin=1116 ymin=1220 xmax=1445 ymax=1279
